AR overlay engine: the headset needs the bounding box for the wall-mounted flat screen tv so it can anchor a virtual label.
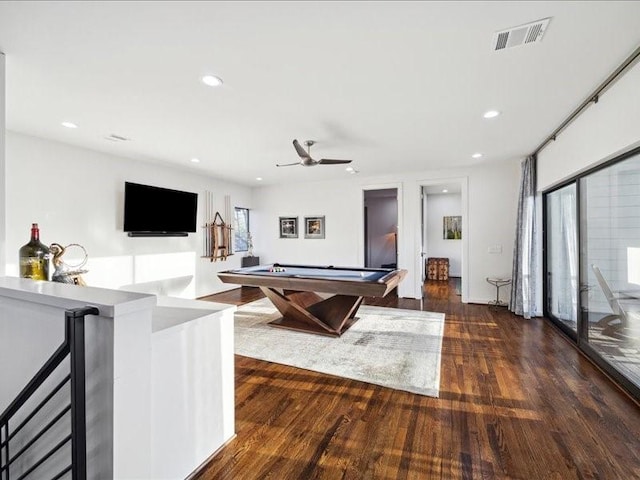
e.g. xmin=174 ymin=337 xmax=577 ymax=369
xmin=124 ymin=182 xmax=198 ymax=236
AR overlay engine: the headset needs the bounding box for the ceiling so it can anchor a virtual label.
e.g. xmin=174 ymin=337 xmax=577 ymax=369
xmin=1 ymin=2 xmax=639 ymax=187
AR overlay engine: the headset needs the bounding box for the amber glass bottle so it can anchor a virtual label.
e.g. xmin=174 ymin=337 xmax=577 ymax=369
xmin=19 ymin=223 xmax=50 ymax=280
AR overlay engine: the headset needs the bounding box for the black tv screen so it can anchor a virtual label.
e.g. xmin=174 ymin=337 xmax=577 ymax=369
xmin=124 ymin=182 xmax=198 ymax=235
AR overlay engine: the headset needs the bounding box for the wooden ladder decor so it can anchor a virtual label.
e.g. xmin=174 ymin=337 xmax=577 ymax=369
xmin=203 ymin=211 xmax=233 ymax=262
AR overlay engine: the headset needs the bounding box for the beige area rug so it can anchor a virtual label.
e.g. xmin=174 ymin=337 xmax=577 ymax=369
xmin=234 ymin=298 xmax=445 ymax=397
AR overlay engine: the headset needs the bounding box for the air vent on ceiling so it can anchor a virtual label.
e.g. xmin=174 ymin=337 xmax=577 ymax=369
xmin=105 ymin=134 xmax=130 ymax=142
xmin=492 ymin=17 xmax=551 ymax=52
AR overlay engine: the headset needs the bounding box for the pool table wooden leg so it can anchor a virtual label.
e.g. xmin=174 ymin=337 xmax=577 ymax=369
xmin=260 ymin=287 xmax=363 ymax=337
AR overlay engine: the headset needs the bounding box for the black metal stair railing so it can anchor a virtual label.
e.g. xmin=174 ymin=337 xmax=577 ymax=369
xmin=0 ymin=306 xmax=99 ymax=480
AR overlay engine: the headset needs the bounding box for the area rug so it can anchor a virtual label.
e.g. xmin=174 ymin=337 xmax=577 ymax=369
xmin=234 ymin=298 xmax=445 ymax=397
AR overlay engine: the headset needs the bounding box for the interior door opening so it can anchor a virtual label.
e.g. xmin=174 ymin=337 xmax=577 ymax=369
xmin=363 ymin=189 xmax=398 ymax=269
xmin=421 ymin=184 xmax=463 ymax=298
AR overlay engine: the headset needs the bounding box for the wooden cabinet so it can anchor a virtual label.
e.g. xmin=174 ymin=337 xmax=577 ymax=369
xmin=426 ymin=257 xmax=449 ymax=281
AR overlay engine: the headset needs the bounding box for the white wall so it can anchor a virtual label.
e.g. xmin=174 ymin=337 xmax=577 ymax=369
xmin=416 ymin=163 xmax=519 ymax=303
xmin=5 ymin=131 xmax=521 ymax=304
xmin=425 ymin=193 xmax=462 ymax=277
xmin=252 ymin=158 xmax=520 ymax=303
xmin=0 ymin=53 xmax=5 ymax=276
xmin=538 ymin=61 xmax=640 ymax=191
xmin=249 ymin=178 xmax=363 ymax=267
xmin=5 ymin=131 xmax=252 ymax=298
xmin=538 ymin=58 xmax=640 ymax=315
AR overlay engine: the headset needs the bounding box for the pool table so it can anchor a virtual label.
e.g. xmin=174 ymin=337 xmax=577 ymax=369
xmin=218 ymin=263 xmax=407 ymax=337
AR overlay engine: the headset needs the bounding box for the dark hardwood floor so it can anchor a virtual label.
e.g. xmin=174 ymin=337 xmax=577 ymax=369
xmin=195 ymin=279 xmax=640 ymax=479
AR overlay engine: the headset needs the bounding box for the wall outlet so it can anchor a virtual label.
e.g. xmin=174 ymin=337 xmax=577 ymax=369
xmin=488 ymin=245 xmax=503 ymax=254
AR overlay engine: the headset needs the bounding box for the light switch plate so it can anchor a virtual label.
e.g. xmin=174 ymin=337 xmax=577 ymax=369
xmin=488 ymin=245 xmax=503 ymax=254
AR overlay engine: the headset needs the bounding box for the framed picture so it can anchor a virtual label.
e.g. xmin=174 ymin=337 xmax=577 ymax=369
xmin=304 ymin=216 xmax=325 ymax=239
xmin=443 ymin=215 xmax=462 ymax=240
xmin=279 ymin=216 xmax=298 ymax=238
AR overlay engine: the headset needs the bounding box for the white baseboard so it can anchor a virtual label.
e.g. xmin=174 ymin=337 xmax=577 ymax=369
xmin=466 ymin=297 xmax=495 ymax=305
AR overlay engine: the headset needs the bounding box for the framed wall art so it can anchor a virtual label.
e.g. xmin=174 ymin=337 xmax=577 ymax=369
xmin=304 ymin=216 xmax=325 ymax=239
xmin=279 ymin=216 xmax=298 ymax=238
xmin=443 ymin=215 xmax=462 ymax=240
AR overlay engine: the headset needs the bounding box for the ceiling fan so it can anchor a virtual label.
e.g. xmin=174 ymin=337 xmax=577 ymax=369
xmin=276 ymin=139 xmax=353 ymax=167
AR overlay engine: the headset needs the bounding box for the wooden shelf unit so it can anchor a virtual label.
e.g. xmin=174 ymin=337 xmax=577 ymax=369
xmin=202 ymin=212 xmax=233 ymax=262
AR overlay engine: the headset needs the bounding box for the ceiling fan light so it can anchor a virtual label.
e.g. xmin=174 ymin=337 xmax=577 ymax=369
xmin=280 ymin=139 xmax=354 ymax=169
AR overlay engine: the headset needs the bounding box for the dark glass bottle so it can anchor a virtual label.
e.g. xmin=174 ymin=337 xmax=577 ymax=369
xmin=19 ymin=223 xmax=50 ymax=281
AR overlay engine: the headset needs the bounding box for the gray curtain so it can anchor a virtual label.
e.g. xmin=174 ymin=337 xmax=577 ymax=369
xmin=510 ymin=155 xmax=538 ymax=319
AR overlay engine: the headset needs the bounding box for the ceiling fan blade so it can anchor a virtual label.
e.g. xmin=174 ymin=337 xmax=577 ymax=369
xmin=276 ymin=161 xmax=302 ymax=167
xmin=293 ymin=139 xmax=310 ymax=159
xmin=318 ymin=159 xmax=353 ymax=165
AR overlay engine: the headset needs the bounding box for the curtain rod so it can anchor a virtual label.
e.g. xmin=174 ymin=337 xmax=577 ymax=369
xmin=533 ymin=44 xmax=640 ymax=156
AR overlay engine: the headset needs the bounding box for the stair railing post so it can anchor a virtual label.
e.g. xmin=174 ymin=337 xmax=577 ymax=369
xmin=1 ymin=422 xmax=8 ymax=480
xmin=67 ymin=307 xmax=98 ymax=480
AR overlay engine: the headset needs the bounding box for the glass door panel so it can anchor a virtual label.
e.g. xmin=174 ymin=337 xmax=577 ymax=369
xmin=546 ymin=184 xmax=578 ymax=335
xmin=580 ymin=152 xmax=640 ymax=391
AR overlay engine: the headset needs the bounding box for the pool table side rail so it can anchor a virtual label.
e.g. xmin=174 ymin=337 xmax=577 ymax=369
xmin=218 ymin=269 xmax=407 ymax=298
xmin=236 ymin=264 xmax=395 ymax=277
xmin=270 ymin=263 xmax=395 ymax=272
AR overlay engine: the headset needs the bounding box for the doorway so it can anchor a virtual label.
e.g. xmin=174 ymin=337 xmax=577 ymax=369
xmin=363 ymin=189 xmax=398 ymax=269
xmin=419 ymin=179 xmax=467 ymax=301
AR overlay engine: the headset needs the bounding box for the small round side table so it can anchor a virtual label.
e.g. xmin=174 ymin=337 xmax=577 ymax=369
xmin=486 ymin=277 xmax=511 ymax=307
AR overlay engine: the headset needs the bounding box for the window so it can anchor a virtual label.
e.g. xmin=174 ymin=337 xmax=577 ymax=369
xmin=234 ymin=207 xmax=250 ymax=252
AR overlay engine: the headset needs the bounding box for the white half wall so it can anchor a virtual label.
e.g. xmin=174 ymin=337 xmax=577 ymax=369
xmin=0 ymin=53 xmax=5 ymax=276
xmin=538 ymin=60 xmax=640 ymax=191
xmin=425 ymin=193 xmax=462 ymax=277
xmin=5 ymin=131 xmax=252 ymax=298
xmin=252 ymin=159 xmax=520 ymax=303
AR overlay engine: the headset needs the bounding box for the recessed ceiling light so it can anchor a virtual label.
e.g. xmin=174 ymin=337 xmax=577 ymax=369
xmin=190 ymin=158 xmax=200 ymax=163
xmin=61 ymin=121 xmax=78 ymax=129
xmin=202 ymin=75 xmax=223 ymax=87
xmin=256 ymin=177 xmax=263 ymax=181
xmin=483 ymin=110 xmax=500 ymax=119
xmin=442 ymin=189 xmax=448 ymax=193
xmin=472 ymin=153 xmax=483 ymax=159
xmin=345 ymin=166 xmax=354 ymax=172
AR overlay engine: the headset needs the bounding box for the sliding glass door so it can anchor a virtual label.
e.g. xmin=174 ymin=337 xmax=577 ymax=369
xmin=580 ymin=152 xmax=640 ymax=393
xmin=545 ymin=184 xmax=578 ymax=337
xmin=544 ymin=147 xmax=640 ymax=399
